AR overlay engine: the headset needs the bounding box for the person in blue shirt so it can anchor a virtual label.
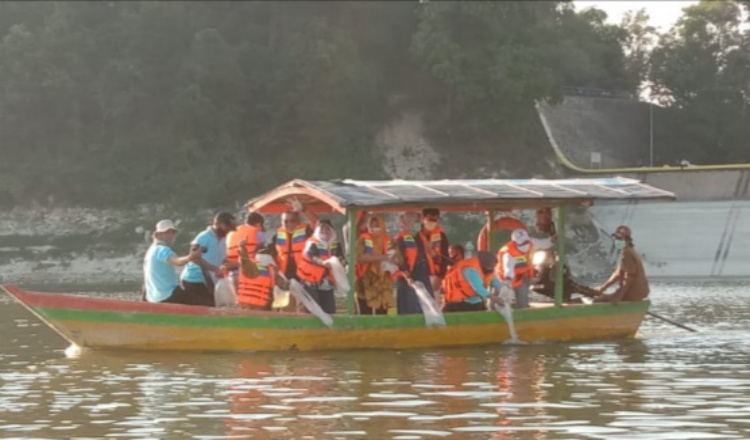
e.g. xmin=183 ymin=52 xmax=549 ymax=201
xmin=180 ymin=212 xmax=236 ymax=306
xmin=442 ymin=251 xmax=504 ymax=312
xmin=143 ymin=219 xmax=202 ymax=304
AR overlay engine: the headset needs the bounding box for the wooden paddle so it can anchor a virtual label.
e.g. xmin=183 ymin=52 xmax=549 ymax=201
xmin=646 ymin=311 xmax=698 ymax=333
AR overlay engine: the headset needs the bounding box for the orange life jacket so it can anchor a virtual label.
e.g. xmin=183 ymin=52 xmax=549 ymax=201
xmin=226 ymin=224 xmax=261 ymax=264
xmin=275 ymin=224 xmax=310 ymax=275
xmin=237 ymin=260 xmax=274 ymax=309
xmin=395 ymin=231 xmax=417 ymax=271
xmin=443 ymin=258 xmax=491 ymax=304
xmin=356 ymin=233 xmax=392 ymax=278
xmin=417 ymin=228 xmax=443 ymax=276
xmin=497 ymin=241 xmax=535 ymax=288
xmin=297 ymin=237 xmax=340 ymax=284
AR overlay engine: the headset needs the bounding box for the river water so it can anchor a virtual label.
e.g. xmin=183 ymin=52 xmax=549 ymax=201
xmin=1 ymin=280 xmax=749 ymax=439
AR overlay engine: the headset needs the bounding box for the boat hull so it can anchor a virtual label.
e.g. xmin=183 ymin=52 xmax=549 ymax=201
xmin=2 ymin=285 xmax=648 ymax=352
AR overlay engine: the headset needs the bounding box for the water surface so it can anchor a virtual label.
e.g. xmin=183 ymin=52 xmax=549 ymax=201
xmin=1 ymin=280 xmax=749 ymax=439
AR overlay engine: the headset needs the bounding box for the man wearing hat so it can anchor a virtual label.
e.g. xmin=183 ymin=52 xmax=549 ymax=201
xmin=181 ymin=211 xmax=237 ymax=306
xmin=497 ymin=229 xmax=535 ymax=308
xmin=143 ymin=219 xmax=202 ymax=304
xmin=595 ymin=225 xmax=650 ymax=304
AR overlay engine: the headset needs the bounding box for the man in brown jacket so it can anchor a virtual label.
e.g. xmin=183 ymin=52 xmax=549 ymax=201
xmin=595 ymin=225 xmax=650 ymax=304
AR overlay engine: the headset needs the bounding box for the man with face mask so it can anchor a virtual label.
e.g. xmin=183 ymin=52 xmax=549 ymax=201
xmin=497 ymin=229 xmax=535 ymax=308
xmin=298 ymin=220 xmax=345 ymax=314
xmin=181 ymin=211 xmax=237 ymax=306
xmin=595 ymin=225 xmax=650 ymax=304
xmin=143 ymin=219 xmax=203 ymax=304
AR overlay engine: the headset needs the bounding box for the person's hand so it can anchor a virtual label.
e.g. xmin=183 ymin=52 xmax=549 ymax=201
xmin=213 ymin=267 xmax=224 ymax=278
xmin=489 ymin=294 xmax=504 ymax=308
xmin=188 ymin=245 xmax=202 ymax=261
xmin=595 ymin=284 xmax=607 ymax=294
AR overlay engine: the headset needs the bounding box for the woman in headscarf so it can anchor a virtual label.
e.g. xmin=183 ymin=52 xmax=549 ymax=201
xmin=355 ymin=216 xmax=401 ymax=315
xmin=297 ymin=220 xmax=345 ymax=314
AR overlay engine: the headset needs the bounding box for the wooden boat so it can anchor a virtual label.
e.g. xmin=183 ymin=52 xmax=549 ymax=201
xmin=2 ymin=177 xmax=674 ymax=352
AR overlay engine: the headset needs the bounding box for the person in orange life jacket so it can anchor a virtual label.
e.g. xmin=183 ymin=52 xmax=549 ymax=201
xmin=181 ymin=212 xmax=237 ymax=306
xmin=394 ymin=212 xmax=430 ymax=314
xmin=237 ymin=240 xmax=290 ymax=311
xmin=420 ymin=208 xmax=450 ymax=292
xmin=226 ymin=212 xmax=266 ymax=290
xmin=355 ymin=216 xmax=401 ymax=315
xmin=270 ymin=208 xmax=317 ymax=281
xmin=443 ymin=251 xmax=504 ymax=312
xmin=497 ymin=229 xmax=535 ymax=309
xmin=298 ymin=220 xmax=345 ymax=314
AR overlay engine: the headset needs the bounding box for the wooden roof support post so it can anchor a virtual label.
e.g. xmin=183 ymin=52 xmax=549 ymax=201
xmin=554 ymin=205 xmax=567 ymax=308
xmin=346 ymin=208 xmax=358 ymax=315
xmin=486 ymin=210 xmax=495 ymax=254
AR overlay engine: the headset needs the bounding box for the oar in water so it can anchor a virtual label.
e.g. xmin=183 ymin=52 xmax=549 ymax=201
xmin=646 ymin=311 xmax=698 ymax=333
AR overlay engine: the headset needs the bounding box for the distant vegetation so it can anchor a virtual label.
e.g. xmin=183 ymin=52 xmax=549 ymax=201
xmin=0 ymin=1 xmax=747 ymax=207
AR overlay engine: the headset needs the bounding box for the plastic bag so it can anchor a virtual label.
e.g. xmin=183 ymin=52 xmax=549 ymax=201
xmin=493 ymin=281 xmax=520 ymax=342
xmin=272 ymin=286 xmax=290 ymax=309
xmin=289 ymin=280 xmax=334 ymax=328
xmin=410 ymin=280 xmax=446 ymax=327
xmin=214 ymin=278 xmax=237 ymax=307
xmin=326 ymin=256 xmax=350 ymax=298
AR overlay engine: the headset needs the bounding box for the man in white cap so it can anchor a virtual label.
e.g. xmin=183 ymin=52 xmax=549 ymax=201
xmin=496 ymin=229 xmax=535 ymax=308
xmin=143 ymin=219 xmax=203 ymax=305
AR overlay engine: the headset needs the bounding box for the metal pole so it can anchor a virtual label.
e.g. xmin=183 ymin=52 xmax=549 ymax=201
xmin=649 ymin=102 xmax=654 ymax=167
xmin=554 ymin=205 xmax=567 ymax=307
xmin=346 ymin=209 xmax=357 ymax=315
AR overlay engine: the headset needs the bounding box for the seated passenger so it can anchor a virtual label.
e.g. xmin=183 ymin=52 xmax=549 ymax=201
xmin=237 ymin=242 xmax=287 ymax=311
xmin=297 ymin=220 xmax=345 ymax=314
xmin=442 ymin=251 xmax=503 ymax=312
xmin=143 ymin=219 xmax=204 ymax=305
xmin=355 ymin=216 xmax=399 ymax=315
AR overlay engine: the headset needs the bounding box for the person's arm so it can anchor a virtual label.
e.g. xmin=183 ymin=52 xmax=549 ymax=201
xmin=305 ymin=241 xmax=327 ymax=266
xmin=191 ymin=236 xmax=222 ymax=275
xmin=167 ymin=245 xmax=201 ymax=267
xmin=438 ymin=232 xmax=449 ymax=278
xmin=607 ymin=251 xmax=638 ymax=302
xmin=238 ymin=239 xmax=259 ymax=279
xmin=356 ymin=238 xmax=386 ymax=263
xmin=463 ymin=267 xmax=492 ymax=298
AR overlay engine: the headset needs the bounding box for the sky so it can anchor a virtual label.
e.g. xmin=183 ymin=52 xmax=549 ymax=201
xmin=574 ymin=1 xmax=699 ymax=31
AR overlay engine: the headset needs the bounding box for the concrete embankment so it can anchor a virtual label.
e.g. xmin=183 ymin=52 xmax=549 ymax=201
xmin=539 ymin=95 xmax=750 ymax=278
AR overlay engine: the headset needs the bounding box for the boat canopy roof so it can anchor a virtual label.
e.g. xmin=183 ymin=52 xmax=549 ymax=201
xmin=246 ymin=178 xmax=676 ymax=214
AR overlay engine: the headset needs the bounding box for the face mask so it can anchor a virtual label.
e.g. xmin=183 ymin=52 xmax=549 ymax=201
xmin=424 ymin=221 xmax=438 ymax=231
xmin=614 ymin=239 xmax=626 ymax=250
xmin=370 ymin=227 xmax=382 ymax=234
xmin=256 ymin=231 xmax=267 ymax=244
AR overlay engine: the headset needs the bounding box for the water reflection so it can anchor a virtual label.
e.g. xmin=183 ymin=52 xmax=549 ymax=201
xmin=1 ymin=280 xmax=750 ymax=439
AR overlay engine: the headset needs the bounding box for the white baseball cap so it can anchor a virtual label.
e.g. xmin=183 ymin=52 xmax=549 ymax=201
xmin=511 ymin=229 xmax=530 ymax=245
xmin=155 ymin=219 xmax=178 ymax=233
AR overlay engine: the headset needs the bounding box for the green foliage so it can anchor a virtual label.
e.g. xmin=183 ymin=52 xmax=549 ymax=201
xmin=649 ymin=0 xmax=750 ymax=164
xmin=0 ymin=1 xmax=746 ymax=207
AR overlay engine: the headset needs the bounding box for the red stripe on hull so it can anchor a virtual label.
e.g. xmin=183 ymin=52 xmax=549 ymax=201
xmin=1 ymin=284 xmax=304 ymax=317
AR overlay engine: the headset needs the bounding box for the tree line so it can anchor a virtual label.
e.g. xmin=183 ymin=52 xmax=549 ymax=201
xmin=0 ymin=1 xmax=747 ymax=207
